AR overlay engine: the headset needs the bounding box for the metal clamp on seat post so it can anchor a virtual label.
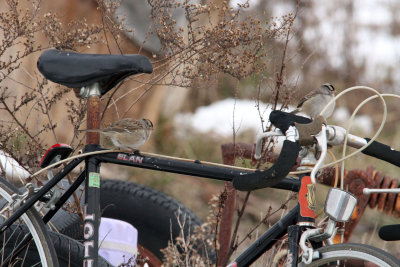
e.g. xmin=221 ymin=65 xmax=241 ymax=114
xmin=79 ymin=82 xmax=101 ymax=99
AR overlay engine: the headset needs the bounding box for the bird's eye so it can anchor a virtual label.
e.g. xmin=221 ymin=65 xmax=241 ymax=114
xmin=324 ymin=84 xmax=334 ymax=91
xmin=146 ymin=120 xmax=153 ymax=128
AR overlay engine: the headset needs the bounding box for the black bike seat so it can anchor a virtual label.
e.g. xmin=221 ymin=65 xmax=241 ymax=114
xmin=37 ymin=49 xmax=153 ymax=95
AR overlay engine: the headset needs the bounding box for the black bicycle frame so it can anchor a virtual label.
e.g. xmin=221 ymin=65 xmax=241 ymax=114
xmin=0 ymin=144 xmax=302 ymax=266
xmin=229 ymin=204 xmax=300 ymax=266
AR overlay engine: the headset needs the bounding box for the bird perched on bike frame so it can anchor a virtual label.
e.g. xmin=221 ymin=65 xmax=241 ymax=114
xmin=291 ymin=83 xmax=336 ymax=119
xmin=81 ymin=118 xmax=153 ymax=150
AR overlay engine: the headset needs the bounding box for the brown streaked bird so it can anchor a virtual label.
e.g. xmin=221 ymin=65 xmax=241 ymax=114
xmin=291 ymin=83 xmax=336 ymax=119
xmin=83 ymin=118 xmax=153 ymax=150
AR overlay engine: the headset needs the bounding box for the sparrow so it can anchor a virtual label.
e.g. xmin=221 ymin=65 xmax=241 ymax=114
xmin=82 ymin=118 xmax=153 ymax=150
xmin=291 ymin=83 xmax=336 ymax=119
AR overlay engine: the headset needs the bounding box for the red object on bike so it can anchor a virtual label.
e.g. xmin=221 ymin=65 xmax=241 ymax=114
xmin=39 ymin=144 xmax=73 ymax=168
xmin=299 ymin=176 xmax=316 ymax=219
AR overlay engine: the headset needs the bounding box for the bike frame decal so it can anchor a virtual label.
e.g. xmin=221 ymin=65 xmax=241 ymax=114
xmin=88 ymin=172 xmax=100 ymax=188
xmin=285 ymin=251 xmax=294 ymax=266
xmin=299 ymin=176 xmax=315 ymax=218
xmin=84 ymin=204 xmax=95 ymax=267
xmin=117 ymin=153 xmax=144 ymax=163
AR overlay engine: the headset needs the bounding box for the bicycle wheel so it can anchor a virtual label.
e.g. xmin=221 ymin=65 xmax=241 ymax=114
xmin=0 ymin=177 xmax=59 ymax=267
xmin=299 ymin=243 xmax=400 ymax=267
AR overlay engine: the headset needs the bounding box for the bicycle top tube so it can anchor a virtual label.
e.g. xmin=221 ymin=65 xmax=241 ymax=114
xmin=81 ymin=144 xmax=301 ymax=192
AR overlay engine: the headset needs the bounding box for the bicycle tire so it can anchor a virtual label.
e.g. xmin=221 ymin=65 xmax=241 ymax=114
xmin=298 ymin=243 xmax=400 ymax=267
xmin=49 ymin=230 xmax=113 ymax=266
xmin=0 ymin=177 xmax=59 ymax=267
xmin=51 ymin=179 xmax=206 ymax=266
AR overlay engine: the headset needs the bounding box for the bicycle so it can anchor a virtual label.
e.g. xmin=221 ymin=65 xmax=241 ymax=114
xmin=1 ymin=48 xmax=400 ymax=266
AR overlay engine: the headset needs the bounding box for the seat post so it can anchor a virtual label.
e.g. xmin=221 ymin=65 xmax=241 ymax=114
xmin=80 ymin=82 xmax=102 ymax=267
xmin=84 ymin=83 xmax=101 ymax=144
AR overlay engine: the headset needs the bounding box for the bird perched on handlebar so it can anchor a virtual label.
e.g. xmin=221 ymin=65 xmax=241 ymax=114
xmin=81 ymin=118 xmax=153 ymax=151
xmin=291 ymin=83 xmax=335 ymax=119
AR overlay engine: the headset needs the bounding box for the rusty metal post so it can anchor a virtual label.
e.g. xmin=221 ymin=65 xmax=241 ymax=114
xmin=86 ymin=95 xmax=101 ymax=144
xmin=217 ymin=144 xmax=236 ymax=267
xmin=339 ymin=170 xmax=373 ymax=242
xmin=218 ymin=143 xmax=254 ymax=266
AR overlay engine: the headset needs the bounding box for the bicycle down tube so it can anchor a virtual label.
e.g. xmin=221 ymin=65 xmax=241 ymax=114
xmin=228 ymin=174 xmax=316 ymax=267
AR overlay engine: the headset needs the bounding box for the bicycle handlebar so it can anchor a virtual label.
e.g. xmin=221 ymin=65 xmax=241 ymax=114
xmin=233 ymin=110 xmax=400 ymax=191
xmin=361 ymin=138 xmax=400 ymax=167
xmin=233 ymin=111 xmax=304 ymax=191
xmin=233 ymin=140 xmax=301 ymax=190
xmin=326 ymin=126 xmax=400 ymax=167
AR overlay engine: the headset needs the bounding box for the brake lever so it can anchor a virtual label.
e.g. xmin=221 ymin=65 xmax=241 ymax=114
xmin=254 ymin=130 xmax=284 ymax=160
xmin=254 ymin=126 xmax=300 ymax=160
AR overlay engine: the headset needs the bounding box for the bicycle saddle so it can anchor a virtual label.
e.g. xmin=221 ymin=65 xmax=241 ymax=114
xmin=37 ymin=49 xmax=153 ymax=96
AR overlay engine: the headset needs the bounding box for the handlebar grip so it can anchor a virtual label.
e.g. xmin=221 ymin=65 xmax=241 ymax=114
xmin=232 ymin=140 xmax=301 ymax=191
xmin=379 ymin=224 xmax=400 ymax=241
xmin=269 ymin=110 xmax=311 ymax=133
xmin=362 ymin=138 xmax=400 ymax=167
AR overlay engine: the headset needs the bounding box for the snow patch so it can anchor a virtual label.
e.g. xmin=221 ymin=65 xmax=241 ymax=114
xmin=175 ymin=98 xmax=374 ymax=138
xmin=175 ymin=98 xmax=273 ymax=137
